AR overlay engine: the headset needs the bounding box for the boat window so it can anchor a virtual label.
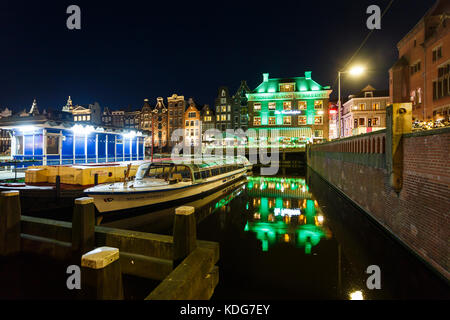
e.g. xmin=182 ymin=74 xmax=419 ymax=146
xmin=135 ymin=163 xmax=151 ymax=180
xmin=174 ymin=165 xmax=192 ymax=180
xmin=220 ymin=167 xmax=226 ymax=174
xmin=201 ymin=170 xmax=211 ymax=179
xmin=194 ymin=172 xmax=201 ymax=180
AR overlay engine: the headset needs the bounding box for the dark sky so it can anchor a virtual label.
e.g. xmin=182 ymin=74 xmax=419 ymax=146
xmin=0 ymin=0 xmax=436 ymax=112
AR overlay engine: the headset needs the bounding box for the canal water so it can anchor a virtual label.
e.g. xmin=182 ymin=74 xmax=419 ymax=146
xmin=101 ymin=166 xmax=450 ymax=300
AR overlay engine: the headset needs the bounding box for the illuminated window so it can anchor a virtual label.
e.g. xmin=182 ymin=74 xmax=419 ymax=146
xmin=314 ymin=130 xmax=323 ymax=138
xmin=283 ymin=101 xmax=292 ymax=110
xmin=221 ymin=115 xmax=227 ymax=121
xmin=221 ymin=106 xmax=227 ymax=112
xmin=373 ymin=117 xmax=380 ymax=126
xmin=220 ymin=98 xmax=226 ymax=104
xmin=359 ymin=103 xmax=366 ymax=110
xmin=268 ymin=102 xmax=276 ymax=110
xmin=298 ymin=101 xmax=307 ymax=110
xmin=216 ymin=106 xmax=219 ymax=112
xmin=298 ymin=116 xmax=307 ymax=125
xmin=254 ymin=103 xmax=261 ymax=111
xmin=314 ymin=116 xmax=323 ymax=125
xmin=283 ymin=116 xmax=292 ymax=125
xmin=253 ymin=117 xmax=261 ymax=126
xmin=279 ymin=83 xmax=295 ymax=92
xmin=268 ymin=117 xmax=276 ymax=125
xmin=314 ymin=100 xmax=323 ymax=109
xmin=228 ymin=105 xmax=231 ymax=112
xmin=373 ymin=103 xmax=380 ymax=110
xmin=87 ymin=115 xmax=91 ymax=121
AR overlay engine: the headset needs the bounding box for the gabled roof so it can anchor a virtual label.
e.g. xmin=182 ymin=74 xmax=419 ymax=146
xmin=251 ymin=72 xmax=330 ymax=94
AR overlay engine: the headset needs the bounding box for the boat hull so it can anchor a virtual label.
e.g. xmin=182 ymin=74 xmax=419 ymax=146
xmin=86 ymin=169 xmax=247 ymax=213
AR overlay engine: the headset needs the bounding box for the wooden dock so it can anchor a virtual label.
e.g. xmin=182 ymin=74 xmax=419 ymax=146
xmin=0 ymin=191 xmax=219 ymax=300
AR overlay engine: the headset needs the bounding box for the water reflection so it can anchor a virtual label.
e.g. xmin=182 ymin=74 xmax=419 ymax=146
xmin=245 ymin=176 xmax=331 ymax=254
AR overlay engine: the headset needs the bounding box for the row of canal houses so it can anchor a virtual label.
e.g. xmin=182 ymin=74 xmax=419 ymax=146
xmin=0 ymin=72 xmax=335 ymax=165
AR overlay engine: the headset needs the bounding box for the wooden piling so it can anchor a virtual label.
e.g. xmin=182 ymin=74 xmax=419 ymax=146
xmin=81 ymin=246 xmax=124 ymax=300
xmin=173 ymin=206 xmax=197 ymax=263
xmin=0 ymin=190 xmax=21 ymax=256
xmin=72 ymin=197 xmax=95 ymax=257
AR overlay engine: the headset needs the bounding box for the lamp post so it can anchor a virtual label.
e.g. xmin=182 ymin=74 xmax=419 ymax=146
xmin=337 ymin=66 xmax=365 ymax=138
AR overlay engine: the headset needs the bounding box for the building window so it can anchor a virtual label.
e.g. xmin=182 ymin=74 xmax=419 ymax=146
xmin=221 ymin=115 xmax=227 ymax=121
xmin=314 ymin=100 xmax=323 ymax=109
xmin=298 ymin=101 xmax=307 ymax=110
xmin=373 ymin=103 xmax=380 ymax=110
xmin=283 ymin=101 xmax=292 ymax=110
xmin=432 ymin=46 xmax=442 ymax=62
xmin=253 ymin=117 xmax=261 ymax=126
xmin=298 ymin=116 xmax=307 ymax=125
xmin=227 ymin=105 xmax=231 ymax=112
xmin=359 ymin=118 xmax=365 ymax=126
xmin=15 ymin=136 xmax=24 ymax=155
xmin=283 ymin=116 xmax=292 ymax=125
xmin=268 ymin=102 xmax=276 ymax=110
xmin=189 ymin=112 xmax=196 ymax=118
xmin=314 ymin=130 xmax=323 ymax=138
xmin=373 ymin=117 xmax=380 ymax=126
xmin=220 ymin=98 xmax=226 ymax=104
xmin=254 ymin=103 xmax=261 ymax=111
xmin=359 ymin=103 xmax=366 ymax=110
xmin=268 ymin=117 xmax=276 ymax=125
xmin=46 ymin=135 xmax=60 ymax=155
xmin=216 ymin=115 xmax=220 ymax=121
xmin=314 ymin=116 xmax=323 ymax=125
xmin=185 ymin=120 xmax=189 ymax=126
xmin=280 ymin=83 xmax=295 ymax=92
xmin=216 ymin=106 xmax=219 ymax=112
xmin=227 ymin=114 xmax=231 ymax=121
xmin=221 ymin=106 xmax=227 ymax=112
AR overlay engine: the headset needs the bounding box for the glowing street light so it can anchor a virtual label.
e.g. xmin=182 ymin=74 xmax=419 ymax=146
xmin=337 ymin=65 xmax=366 ymax=138
xmin=349 ymin=290 xmax=364 ymax=300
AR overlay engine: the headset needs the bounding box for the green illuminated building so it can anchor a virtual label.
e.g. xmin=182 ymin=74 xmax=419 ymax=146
xmin=247 ymin=72 xmax=332 ymax=145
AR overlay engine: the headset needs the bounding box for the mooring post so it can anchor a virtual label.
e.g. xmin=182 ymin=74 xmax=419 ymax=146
xmin=173 ymin=206 xmax=197 ymax=264
xmin=55 ymin=175 xmax=61 ymax=200
xmin=81 ymin=246 xmax=124 ymax=300
xmin=72 ymin=197 xmax=95 ymax=257
xmin=0 ymin=191 xmax=21 ymax=256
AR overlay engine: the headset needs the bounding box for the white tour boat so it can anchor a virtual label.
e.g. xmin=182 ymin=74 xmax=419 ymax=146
xmin=84 ymin=157 xmax=250 ymax=213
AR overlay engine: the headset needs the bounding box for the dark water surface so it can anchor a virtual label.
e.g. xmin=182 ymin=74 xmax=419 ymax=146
xmin=101 ymin=167 xmax=449 ymax=300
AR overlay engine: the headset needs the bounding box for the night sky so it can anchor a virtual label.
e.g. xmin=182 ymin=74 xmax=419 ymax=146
xmin=0 ymin=0 xmax=435 ymax=112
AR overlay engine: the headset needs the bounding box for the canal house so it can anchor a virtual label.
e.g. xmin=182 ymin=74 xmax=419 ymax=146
xmin=247 ymin=72 xmax=332 ymax=147
xmin=0 ymin=115 xmax=146 ymax=166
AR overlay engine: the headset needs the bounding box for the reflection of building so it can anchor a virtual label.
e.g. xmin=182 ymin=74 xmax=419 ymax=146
xmin=167 ymin=94 xmax=185 ymax=147
xmin=215 ymin=86 xmax=233 ymax=131
xmin=0 ymin=107 xmax=12 ymax=154
xmin=183 ymin=99 xmax=201 ymax=147
xmin=341 ymin=85 xmax=389 ymax=137
xmin=153 ymin=97 xmax=168 ymax=148
xmin=245 ymin=176 xmax=330 ymax=253
xmin=389 ymin=0 xmax=450 ymax=121
xmin=247 ymin=72 xmax=332 ymax=146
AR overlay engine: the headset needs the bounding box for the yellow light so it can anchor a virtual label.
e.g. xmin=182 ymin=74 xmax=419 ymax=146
xmin=317 ymin=215 xmax=324 ymax=223
xmin=349 ymin=66 xmax=365 ymax=76
xmin=350 ymin=291 xmax=364 ymax=300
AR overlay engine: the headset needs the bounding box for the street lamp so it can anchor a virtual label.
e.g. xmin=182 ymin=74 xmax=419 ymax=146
xmin=338 ymin=65 xmax=365 ymax=138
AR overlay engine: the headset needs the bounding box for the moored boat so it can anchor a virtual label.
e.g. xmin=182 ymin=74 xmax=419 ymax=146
xmin=84 ymin=157 xmax=250 ymax=213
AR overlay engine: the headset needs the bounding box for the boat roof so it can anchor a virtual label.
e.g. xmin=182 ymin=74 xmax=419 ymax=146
xmin=147 ymin=157 xmax=246 ymax=172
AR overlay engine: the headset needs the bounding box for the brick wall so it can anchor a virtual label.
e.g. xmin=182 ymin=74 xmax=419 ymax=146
xmin=307 ymin=127 xmax=450 ymax=280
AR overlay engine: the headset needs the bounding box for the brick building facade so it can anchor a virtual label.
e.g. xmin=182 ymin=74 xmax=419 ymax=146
xmin=389 ymin=0 xmax=450 ymax=122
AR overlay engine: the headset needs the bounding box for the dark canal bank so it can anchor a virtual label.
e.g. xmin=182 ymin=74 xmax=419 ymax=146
xmin=99 ymin=166 xmax=449 ymax=300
